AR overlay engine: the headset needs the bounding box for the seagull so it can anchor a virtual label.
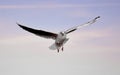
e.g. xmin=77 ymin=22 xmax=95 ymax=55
xmin=17 ymin=16 xmax=100 ymax=52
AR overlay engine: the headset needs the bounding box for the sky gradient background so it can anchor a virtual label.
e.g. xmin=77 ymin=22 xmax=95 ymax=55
xmin=0 ymin=0 xmax=120 ymax=75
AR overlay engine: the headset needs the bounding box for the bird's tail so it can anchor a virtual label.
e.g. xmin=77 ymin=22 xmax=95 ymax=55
xmin=49 ymin=43 xmax=57 ymax=50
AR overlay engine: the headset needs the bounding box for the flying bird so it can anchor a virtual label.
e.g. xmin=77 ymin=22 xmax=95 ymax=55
xmin=17 ymin=16 xmax=100 ymax=52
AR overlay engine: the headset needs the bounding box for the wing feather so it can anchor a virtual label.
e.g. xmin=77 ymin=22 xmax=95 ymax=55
xmin=17 ymin=23 xmax=57 ymax=40
xmin=65 ymin=16 xmax=100 ymax=34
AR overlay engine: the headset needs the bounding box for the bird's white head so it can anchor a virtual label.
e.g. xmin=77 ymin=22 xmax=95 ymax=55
xmin=60 ymin=32 xmax=65 ymax=36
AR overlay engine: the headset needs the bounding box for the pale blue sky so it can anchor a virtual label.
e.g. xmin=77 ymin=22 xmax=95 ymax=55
xmin=0 ymin=0 xmax=120 ymax=75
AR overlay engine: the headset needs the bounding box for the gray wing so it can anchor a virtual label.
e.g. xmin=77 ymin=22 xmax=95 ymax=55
xmin=64 ymin=16 xmax=100 ymax=34
xmin=17 ymin=23 xmax=57 ymax=40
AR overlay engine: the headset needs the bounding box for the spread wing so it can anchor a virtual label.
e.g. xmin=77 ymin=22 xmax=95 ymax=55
xmin=17 ymin=23 xmax=57 ymax=40
xmin=64 ymin=16 xmax=100 ymax=34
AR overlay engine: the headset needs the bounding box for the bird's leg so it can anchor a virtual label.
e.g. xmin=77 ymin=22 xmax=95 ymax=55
xmin=61 ymin=47 xmax=64 ymax=51
xmin=57 ymin=49 xmax=59 ymax=53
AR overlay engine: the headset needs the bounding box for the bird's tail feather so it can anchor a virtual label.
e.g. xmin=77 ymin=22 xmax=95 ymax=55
xmin=49 ymin=43 xmax=57 ymax=50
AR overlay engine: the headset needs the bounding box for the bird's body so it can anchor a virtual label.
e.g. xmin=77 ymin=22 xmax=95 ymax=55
xmin=17 ymin=16 xmax=100 ymax=52
xmin=54 ymin=32 xmax=68 ymax=52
